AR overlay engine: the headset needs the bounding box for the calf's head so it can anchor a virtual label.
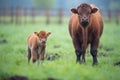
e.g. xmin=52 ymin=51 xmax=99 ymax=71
xmin=71 ymin=3 xmax=98 ymax=27
xmin=34 ymin=30 xmax=51 ymax=45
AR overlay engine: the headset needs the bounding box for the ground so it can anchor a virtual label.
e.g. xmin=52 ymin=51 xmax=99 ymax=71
xmin=0 ymin=19 xmax=120 ymax=80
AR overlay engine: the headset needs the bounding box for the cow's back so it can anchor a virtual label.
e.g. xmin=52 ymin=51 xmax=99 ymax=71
xmin=27 ymin=34 xmax=38 ymax=49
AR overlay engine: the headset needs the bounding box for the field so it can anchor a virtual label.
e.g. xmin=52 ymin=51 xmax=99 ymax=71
xmin=0 ymin=19 xmax=120 ymax=80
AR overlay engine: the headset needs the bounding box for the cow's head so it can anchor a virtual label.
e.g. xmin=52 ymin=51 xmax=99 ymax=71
xmin=71 ymin=3 xmax=98 ymax=27
xmin=34 ymin=30 xmax=51 ymax=45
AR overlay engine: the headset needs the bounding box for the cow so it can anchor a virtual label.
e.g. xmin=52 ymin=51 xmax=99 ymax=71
xmin=27 ymin=30 xmax=51 ymax=64
xmin=69 ymin=3 xmax=103 ymax=65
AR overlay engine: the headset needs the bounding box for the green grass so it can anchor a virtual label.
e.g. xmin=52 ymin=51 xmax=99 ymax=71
xmin=0 ymin=19 xmax=120 ymax=80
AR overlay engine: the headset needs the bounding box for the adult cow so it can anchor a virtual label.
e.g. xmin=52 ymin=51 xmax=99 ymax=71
xmin=69 ymin=3 xmax=103 ymax=65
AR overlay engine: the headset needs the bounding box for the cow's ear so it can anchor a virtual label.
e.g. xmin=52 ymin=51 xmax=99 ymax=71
xmin=47 ymin=32 xmax=51 ymax=37
xmin=34 ymin=32 xmax=39 ymax=36
xmin=91 ymin=8 xmax=98 ymax=14
xmin=71 ymin=8 xmax=78 ymax=14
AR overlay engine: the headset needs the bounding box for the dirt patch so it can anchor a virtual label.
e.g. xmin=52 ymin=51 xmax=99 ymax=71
xmin=45 ymin=53 xmax=61 ymax=61
xmin=47 ymin=77 xmax=59 ymax=80
xmin=5 ymin=75 xmax=29 ymax=80
xmin=0 ymin=39 xmax=8 ymax=44
xmin=114 ymin=61 xmax=120 ymax=66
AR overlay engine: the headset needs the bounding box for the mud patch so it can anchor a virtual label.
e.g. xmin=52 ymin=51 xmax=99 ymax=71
xmin=0 ymin=39 xmax=8 ymax=44
xmin=47 ymin=77 xmax=59 ymax=80
xmin=114 ymin=61 xmax=120 ymax=66
xmin=5 ymin=75 xmax=29 ymax=80
xmin=45 ymin=53 xmax=61 ymax=61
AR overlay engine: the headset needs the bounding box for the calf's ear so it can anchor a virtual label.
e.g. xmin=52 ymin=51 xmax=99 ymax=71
xmin=91 ymin=8 xmax=98 ymax=14
xmin=34 ymin=32 xmax=39 ymax=36
xmin=47 ymin=32 xmax=51 ymax=37
xmin=71 ymin=8 xmax=78 ymax=14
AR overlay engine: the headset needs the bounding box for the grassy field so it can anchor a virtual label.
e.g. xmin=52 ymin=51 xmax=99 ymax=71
xmin=0 ymin=19 xmax=120 ymax=80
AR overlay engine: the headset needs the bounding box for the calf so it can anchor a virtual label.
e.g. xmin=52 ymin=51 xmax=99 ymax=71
xmin=69 ymin=3 xmax=103 ymax=65
xmin=27 ymin=30 xmax=51 ymax=63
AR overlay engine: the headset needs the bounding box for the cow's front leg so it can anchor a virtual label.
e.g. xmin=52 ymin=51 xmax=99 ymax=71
xmin=82 ymin=51 xmax=86 ymax=63
xmin=73 ymin=38 xmax=84 ymax=63
xmin=75 ymin=50 xmax=83 ymax=63
xmin=91 ymin=50 xmax=98 ymax=65
xmin=90 ymin=38 xmax=99 ymax=65
xmin=40 ymin=46 xmax=46 ymax=60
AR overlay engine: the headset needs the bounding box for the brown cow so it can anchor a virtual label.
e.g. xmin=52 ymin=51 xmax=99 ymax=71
xmin=69 ymin=3 xmax=103 ymax=65
xmin=27 ymin=30 xmax=51 ymax=64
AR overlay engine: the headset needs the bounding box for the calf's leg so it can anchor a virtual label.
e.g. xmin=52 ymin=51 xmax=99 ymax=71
xmin=31 ymin=49 xmax=37 ymax=63
xmin=40 ymin=49 xmax=45 ymax=60
xmin=28 ymin=48 xmax=31 ymax=64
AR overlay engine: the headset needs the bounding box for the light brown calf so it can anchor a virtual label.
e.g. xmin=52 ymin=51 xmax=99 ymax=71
xmin=27 ymin=30 xmax=51 ymax=63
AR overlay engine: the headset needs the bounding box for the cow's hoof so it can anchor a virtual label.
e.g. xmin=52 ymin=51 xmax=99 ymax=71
xmin=92 ymin=62 xmax=98 ymax=66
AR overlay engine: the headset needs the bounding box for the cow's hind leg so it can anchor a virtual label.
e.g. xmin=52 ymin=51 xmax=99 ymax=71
xmin=28 ymin=48 xmax=31 ymax=64
xmin=31 ymin=48 xmax=37 ymax=63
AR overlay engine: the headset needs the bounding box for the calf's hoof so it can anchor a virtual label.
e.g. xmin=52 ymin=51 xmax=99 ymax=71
xmin=32 ymin=59 xmax=36 ymax=63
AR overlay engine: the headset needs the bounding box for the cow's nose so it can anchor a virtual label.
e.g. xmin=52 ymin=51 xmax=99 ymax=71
xmin=42 ymin=41 xmax=46 ymax=44
xmin=82 ymin=20 xmax=88 ymax=24
xmin=81 ymin=19 xmax=89 ymax=26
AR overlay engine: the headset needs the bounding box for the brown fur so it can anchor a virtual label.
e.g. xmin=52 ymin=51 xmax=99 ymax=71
xmin=69 ymin=3 xmax=103 ymax=64
xmin=27 ymin=30 xmax=51 ymax=63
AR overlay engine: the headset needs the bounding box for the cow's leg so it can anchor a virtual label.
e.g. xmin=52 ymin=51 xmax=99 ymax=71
xmin=91 ymin=50 xmax=98 ymax=65
xmin=76 ymin=50 xmax=84 ymax=63
xmin=73 ymin=38 xmax=83 ymax=63
xmin=28 ymin=48 xmax=31 ymax=64
xmin=39 ymin=48 xmax=45 ymax=65
xmin=40 ymin=49 xmax=45 ymax=60
xmin=31 ymin=48 xmax=37 ymax=63
xmin=90 ymin=38 xmax=99 ymax=65
xmin=82 ymin=51 xmax=86 ymax=63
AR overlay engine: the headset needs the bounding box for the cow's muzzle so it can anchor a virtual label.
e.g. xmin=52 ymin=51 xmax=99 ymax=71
xmin=81 ymin=20 xmax=88 ymax=27
xmin=42 ymin=41 xmax=46 ymax=44
xmin=81 ymin=19 xmax=89 ymax=27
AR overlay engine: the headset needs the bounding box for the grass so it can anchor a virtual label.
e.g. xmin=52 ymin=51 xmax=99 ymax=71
xmin=0 ymin=19 xmax=120 ymax=80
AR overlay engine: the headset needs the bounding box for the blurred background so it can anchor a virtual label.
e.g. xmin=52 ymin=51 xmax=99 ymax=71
xmin=0 ymin=0 xmax=120 ymax=25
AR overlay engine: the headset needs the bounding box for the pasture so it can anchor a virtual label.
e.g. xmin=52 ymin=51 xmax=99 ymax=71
xmin=0 ymin=19 xmax=120 ymax=80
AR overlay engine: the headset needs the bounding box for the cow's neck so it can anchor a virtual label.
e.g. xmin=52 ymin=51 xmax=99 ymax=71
xmin=82 ymin=27 xmax=88 ymax=51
